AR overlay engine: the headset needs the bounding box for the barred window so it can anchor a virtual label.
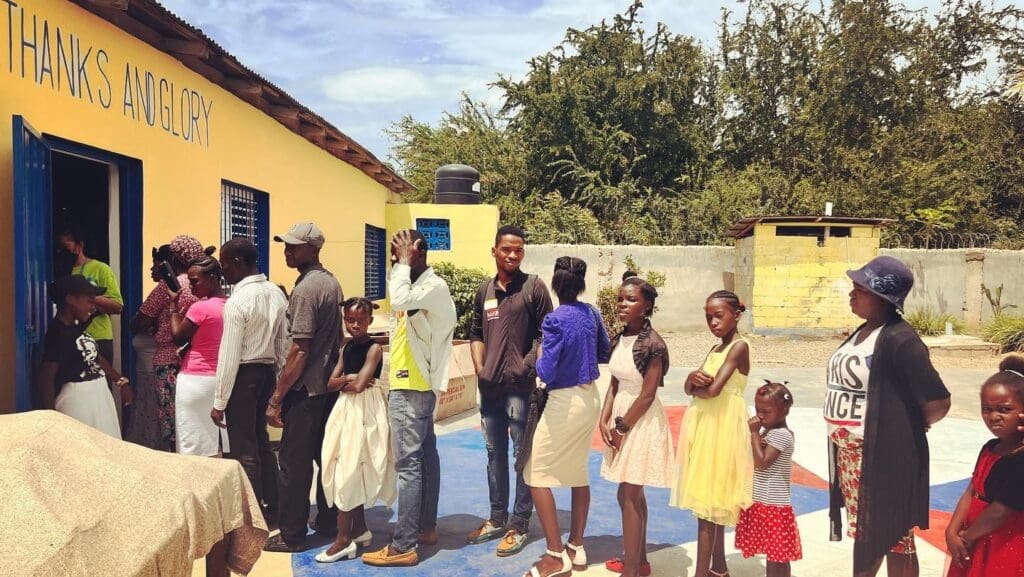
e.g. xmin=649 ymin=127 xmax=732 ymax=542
xmin=416 ymin=218 xmax=451 ymax=251
xmin=220 ymin=180 xmax=269 ymax=276
xmin=364 ymin=224 xmax=386 ymax=300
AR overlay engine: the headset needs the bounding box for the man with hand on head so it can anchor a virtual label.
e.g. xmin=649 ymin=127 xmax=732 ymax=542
xmin=362 ymin=229 xmax=456 ymax=568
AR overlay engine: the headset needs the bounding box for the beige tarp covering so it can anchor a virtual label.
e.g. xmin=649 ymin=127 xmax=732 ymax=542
xmin=0 ymin=411 xmax=268 ymax=576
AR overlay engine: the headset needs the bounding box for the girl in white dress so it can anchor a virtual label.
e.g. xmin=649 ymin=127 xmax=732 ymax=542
xmin=316 ymin=298 xmax=396 ymax=563
xmin=599 ymin=272 xmax=674 ymax=577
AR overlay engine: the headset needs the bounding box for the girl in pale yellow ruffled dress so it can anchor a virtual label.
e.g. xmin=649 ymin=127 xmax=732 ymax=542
xmin=670 ymin=290 xmax=754 ymax=577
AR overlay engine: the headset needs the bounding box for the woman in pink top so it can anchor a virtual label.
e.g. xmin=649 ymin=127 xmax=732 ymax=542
xmin=170 ymin=256 xmax=229 ymax=456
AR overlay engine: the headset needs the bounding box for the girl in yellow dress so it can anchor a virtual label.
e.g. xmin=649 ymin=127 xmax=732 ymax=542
xmin=670 ymin=290 xmax=754 ymax=577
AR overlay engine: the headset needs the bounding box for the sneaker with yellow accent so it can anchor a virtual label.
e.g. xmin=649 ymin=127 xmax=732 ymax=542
xmin=361 ymin=545 xmax=419 ymax=567
xmin=467 ymin=520 xmax=506 ymax=544
xmin=496 ymin=529 xmax=527 ymax=557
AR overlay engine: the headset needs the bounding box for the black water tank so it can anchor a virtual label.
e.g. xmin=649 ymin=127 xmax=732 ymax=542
xmin=434 ymin=164 xmax=481 ymax=204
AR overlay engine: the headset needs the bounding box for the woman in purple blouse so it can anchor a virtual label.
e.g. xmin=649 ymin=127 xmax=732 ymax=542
xmin=522 ymin=256 xmax=611 ymax=577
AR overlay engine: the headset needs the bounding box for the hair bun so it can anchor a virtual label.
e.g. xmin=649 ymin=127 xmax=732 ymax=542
xmin=622 ymin=270 xmax=638 ymax=282
xmin=372 ymin=303 xmax=381 ymax=310
xmin=1000 ymin=353 xmax=1024 ymax=374
xmin=570 ymin=257 xmax=587 ymax=276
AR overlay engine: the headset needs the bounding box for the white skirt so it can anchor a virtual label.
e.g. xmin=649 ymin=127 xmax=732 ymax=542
xmin=321 ymin=386 xmax=397 ymax=511
xmin=55 ymin=376 xmax=120 ymax=438
xmin=175 ymin=373 xmax=230 ymax=456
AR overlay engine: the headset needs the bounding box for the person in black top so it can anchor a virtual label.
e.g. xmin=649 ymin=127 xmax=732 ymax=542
xmin=945 ymin=354 xmax=1024 ymax=576
xmin=467 ymin=225 xmax=554 ymax=556
xmin=36 ymin=275 xmax=132 ymax=437
xmin=316 ymin=297 xmax=392 ymax=564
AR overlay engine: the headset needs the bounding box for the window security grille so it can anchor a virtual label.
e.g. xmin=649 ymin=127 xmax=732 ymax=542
xmin=364 ymin=224 xmax=386 ymax=301
xmin=220 ymin=180 xmax=269 ymax=277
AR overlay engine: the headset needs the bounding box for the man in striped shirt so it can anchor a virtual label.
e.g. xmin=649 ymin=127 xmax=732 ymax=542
xmin=212 ymin=238 xmax=290 ymax=522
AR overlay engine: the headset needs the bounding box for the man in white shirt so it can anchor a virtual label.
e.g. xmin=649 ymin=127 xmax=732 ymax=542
xmin=362 ymin=230 xmax=457 ymax=568
xmin=212 ymin=238 xmax=290 ymax=520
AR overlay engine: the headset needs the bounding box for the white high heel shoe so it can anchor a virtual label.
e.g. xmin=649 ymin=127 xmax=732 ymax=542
xmin=353 ymin=530 xmax=373 ymax=546
xmin=315 ymin=540 xmax=357 ymax=563
xmin=566 ymin=541 xmax=587 ymax=571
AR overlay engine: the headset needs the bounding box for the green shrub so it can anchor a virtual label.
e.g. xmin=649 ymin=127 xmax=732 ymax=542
xmin=596 ymin=256 xmax=667 ymax=337
xmin=431 ymin=261 xmax=491 ymax=340
xmin=905 ymin=308 xmax=965 ymax=336
xmin=982 ymin=314 xmax=1024 ymax=353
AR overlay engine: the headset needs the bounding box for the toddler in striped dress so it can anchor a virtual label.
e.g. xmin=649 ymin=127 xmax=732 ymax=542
xmin=735 ymin=381 xmax=802 ymax=576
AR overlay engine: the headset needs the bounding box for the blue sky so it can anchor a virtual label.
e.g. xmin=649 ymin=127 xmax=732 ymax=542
xmin=159 ymin=0 xmax=1007 ymax=162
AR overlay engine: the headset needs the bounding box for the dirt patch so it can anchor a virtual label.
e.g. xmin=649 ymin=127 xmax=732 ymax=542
xmin=661 ymin=331 xmax=1001 ymax=370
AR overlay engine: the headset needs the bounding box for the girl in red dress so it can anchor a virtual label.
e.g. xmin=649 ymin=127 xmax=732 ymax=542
xmin=735 ymin=382 xmax=802 ymax=577
xmin=946 ymin=354 xmax=1024 ymax=577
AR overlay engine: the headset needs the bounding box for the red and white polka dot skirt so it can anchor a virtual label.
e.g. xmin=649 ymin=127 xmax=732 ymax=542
xmin=734 ymin=502 xmax=803 ymax=563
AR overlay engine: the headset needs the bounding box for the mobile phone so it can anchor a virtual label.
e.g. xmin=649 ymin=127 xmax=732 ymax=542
xmin=158 ymin=261 xmax=181 ymax=293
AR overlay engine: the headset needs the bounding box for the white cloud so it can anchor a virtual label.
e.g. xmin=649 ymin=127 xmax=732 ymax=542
xmin=322 ymin=67 xmax=433 ymax=104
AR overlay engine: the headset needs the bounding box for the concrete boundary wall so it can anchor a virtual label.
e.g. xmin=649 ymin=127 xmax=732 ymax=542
xmin=522 ymin=245 xmax=1024 ymax=333
xmin=883 ymin=248 xmax=1024 ymax=328
xmin=521 ymin=245 xmax=735 ymax=332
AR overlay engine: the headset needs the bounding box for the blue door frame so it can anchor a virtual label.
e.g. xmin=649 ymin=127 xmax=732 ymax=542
xmin=12 ymin=117 xmax=52 ymax=411
xmin=11 ymin=116 xmax=144 ymax=410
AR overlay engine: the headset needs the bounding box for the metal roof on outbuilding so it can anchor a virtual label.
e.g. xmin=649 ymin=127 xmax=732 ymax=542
xmin=70 ymin=0 xmax=414 ymax=195
xmin=725 ymin=216 xmax=893 ymax=239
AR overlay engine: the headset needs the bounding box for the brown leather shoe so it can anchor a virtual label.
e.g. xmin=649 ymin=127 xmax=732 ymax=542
xmin=361 ymin=545 xmax=419 ymax=567
xmin=467 ymin=519 xmax=506 ymax=544
xmin=418 ymin=528 xmax=439 ymax=545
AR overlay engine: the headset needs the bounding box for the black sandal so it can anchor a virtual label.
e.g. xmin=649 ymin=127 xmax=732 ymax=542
xmin=263 ymin=533 xmax=310 ymax=553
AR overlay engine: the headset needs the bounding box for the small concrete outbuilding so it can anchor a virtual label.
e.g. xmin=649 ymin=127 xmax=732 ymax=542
xmin=727 ymin=216 xmax=891 ymax=335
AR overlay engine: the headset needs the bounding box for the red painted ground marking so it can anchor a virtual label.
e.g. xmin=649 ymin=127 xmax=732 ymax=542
xmin=917 ymin=510 xmax=953 ymax=554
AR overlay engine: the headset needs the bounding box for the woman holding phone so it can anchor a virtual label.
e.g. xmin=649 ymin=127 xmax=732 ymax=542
xmin=169 ymin=255 xmax=229 ymax=456
xmin=133 ymin=235 xmax=203 ymax=451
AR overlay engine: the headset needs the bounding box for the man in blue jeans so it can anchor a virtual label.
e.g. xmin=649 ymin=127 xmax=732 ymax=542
xmin=362 ymin=229 xmax=456 ymax=568
xmin=467 ymin=225 xmax=553 ymax=556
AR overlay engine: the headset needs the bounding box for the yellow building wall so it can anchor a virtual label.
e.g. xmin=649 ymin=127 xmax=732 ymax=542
xmin=744 ymin=223 xmax=881 ymax=333
xmin=0 ymin=0 xmax=395 ymax=412
xmin=386 ymin=203 xmax=499 ymax=273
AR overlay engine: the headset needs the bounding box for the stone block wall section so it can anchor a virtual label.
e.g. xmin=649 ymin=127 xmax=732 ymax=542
xmin=742 ymin=229 xmax=879 ymax=333
xmin=883 ymin=248 xmax=1024 ymax=330
xmin=523 ymin=244 xmax=1024 ymax=333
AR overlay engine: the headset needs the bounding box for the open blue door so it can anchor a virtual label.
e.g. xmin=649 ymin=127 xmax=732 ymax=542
xmin=12 ymin=116 xmax=52 ymax=411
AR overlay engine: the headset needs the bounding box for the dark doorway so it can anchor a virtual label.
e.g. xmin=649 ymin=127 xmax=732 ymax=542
xmin=52 ymin=152 xmax=112 ymax=267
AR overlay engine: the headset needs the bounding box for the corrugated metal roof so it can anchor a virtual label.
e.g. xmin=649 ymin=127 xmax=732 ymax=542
xmin=70 ymin=0 xmax=414 ymax=195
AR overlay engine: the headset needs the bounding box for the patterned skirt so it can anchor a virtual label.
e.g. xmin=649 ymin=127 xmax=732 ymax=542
xmin=735 ymin=502 xmax=803 ymax=563
xmin=154 ymin=362 xmax=180 ymax=452
xmin=830 ymin=428 xmax=916 ymax=554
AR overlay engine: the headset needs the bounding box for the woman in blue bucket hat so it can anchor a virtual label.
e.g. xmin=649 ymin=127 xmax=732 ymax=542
xmin=823 ymin=256 xmax=952 ymax=577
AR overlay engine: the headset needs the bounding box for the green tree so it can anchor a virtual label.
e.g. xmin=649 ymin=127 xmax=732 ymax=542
xmin=385 ymin=94 xmax=529 ymax=205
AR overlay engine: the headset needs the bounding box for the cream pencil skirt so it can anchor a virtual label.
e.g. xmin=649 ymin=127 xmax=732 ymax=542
xmin=524 ymin=382 xmax=599 ymax=489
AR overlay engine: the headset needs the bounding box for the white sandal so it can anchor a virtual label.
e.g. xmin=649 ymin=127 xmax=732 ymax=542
xmin=566 ymin=541 xmax=587 ymax=571
xmin=525 ymin=548 xmax=572 ymax=577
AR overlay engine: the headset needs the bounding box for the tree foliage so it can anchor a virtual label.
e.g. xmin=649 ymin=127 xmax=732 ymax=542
xmin=387 ymin=0 xmax=1024 ymax=246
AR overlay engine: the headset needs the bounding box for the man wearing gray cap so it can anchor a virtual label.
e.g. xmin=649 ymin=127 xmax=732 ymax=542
xmin=263 ymin=222 xmax=344 ymax=553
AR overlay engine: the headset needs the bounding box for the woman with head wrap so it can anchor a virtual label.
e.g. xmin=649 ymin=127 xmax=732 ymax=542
xmin=132 ymin=235 xmax=203 ymax=451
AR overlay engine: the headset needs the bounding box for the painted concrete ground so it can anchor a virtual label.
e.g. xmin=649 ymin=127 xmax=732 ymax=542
xmin=194 ymin=403 xmax=989 ymax=577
